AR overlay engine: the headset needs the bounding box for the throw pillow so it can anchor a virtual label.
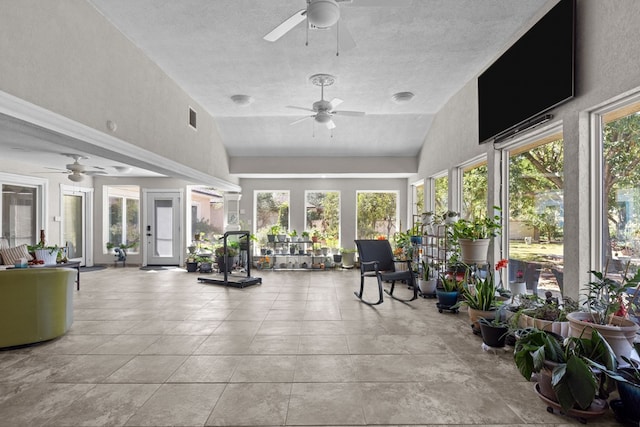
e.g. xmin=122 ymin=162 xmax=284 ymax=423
xmin=0 ymin=244 xmax=33 ymax=265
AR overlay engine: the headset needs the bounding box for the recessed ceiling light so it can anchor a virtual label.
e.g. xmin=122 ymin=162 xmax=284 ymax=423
xmin=392 ymin=91 xmax=415 ymax=104
xmin=231 ymin=94 xmax=254 ymax=106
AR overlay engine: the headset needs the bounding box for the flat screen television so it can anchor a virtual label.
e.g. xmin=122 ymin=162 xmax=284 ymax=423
xmin=478 ymin=0 xmax=575 ymax=143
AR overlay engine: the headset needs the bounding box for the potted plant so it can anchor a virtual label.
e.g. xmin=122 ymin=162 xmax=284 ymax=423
xmin=587 ymin=342 xmax=640 ymax=423
xmin=436 ymin=273 xmax=462 ymax=312
xmin=214 ymin=246 xmax=238 ymax=273
xmin=478 ymin=316 xmax=509 ymax=348
xmin=196 ymin=255 xmax=213 ymax=273
xmin=417 ymin=260 xmax=437 ymax=297
xmin=29 ymin=242 xmax=61 ymax=265
xmin=514 ymin=328 xmax=616 ymax=415
xmin=341 ymin=248 xmax=357 ymax=268
xmin=455 ymin=268 xmax=500 ymax=333
xmin=517 ymin=295 xmax=579 ymax=338
xmin=566 ymin=265 xmax=640 ymax=362
xmin=442 ymin=210 xmax=459 ymax=224
xmin=267 ymin=225 xmax=280 ymax=243
xmin=301 ymin=230 xmax=310 ymax=241
xmin=289 ymin=229 xmax=298 ymax=242
xmin=449 ymin=207 xmax=502 ymax=264
xmin=421 ymin=211 xmax=435 ymax=232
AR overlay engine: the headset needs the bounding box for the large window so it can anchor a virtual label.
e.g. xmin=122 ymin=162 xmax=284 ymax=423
xmin=507 ymin=134 xmax=564 ymax=297
xmin=600 ymin=102 xmax=640 ymax=274
xmin=305 ymin=191 xmax=340 ymax=248
xmin=356 ymin=191 xmax=398 ymax=240
xmin=191 ymin=187 xmax=224 ymax=240
xmin=1 ymin=174 xmax=45 ymax=246
xmin=255 ymin=191 xmax=290 ymax=243
xmin=106 ymin=186 xmax=140 ymax=253
xmin=434 ymin=174 xmax=448 ymax=216
xmin=462 ymin=162 xmax=488 ymax=220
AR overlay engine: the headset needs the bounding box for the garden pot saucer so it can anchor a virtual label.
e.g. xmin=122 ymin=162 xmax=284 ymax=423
xmin=610 ymin=399 xmax=640 ymax=426
xmin=533 ymin=383 xmax=608 ymax=422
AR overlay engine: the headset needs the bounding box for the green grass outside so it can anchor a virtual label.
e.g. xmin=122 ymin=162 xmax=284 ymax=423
xmin=508 ymin=241 xmax=564 ymax=265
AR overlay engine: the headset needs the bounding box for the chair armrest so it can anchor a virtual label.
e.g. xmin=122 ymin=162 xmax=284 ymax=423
xmin=360 ymin=260 xmax=380 ymax=273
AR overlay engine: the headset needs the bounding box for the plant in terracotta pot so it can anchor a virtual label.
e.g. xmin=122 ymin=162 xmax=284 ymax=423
xmin=567 ymin=264 xmax=640 ymax=362
xmin=454 ymin=268 xmax=500 ymax=333
xmin=514 ymin=328 xmax=616 ymax=414
xmin=450 ymin=207 xmax=502 ymax=264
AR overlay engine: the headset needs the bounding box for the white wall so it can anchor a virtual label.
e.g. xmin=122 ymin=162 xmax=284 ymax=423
xmin=0 ymin=0 xmax=236 ymax=186
xmin=239 ymin=177 xmax=409 ymax=251
xmin=416 ymin=0 xmax=640 ymax=299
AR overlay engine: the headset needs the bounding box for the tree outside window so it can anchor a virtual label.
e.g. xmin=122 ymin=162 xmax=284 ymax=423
xmin=462 ymin=163 xmax=488 ymax=220
xmin=434 ymin=175 xmax=448 ymax=216
xmin=356 ymin=191 xmax=398 ymax=240
xmin=255 ymin=191 xmax=289 ymax=244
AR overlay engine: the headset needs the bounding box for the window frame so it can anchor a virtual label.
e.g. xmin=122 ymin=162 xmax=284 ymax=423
xmin=0 ymin=172 xmax=47 ymax=245
xmin=103 ymin=185 xmax=140 ymax=254
xmin=304 ymin=189 xmax=341 ymax=247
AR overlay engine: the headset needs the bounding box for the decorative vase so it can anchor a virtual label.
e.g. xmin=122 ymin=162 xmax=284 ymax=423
xmin=567 ymin=312 xmax=639 ymax=363
xmin=458 ymin=238 xmax=490 ymax=264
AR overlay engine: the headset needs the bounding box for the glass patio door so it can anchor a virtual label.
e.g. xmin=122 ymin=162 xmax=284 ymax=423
xmin=144 ymin=191 xmax=182 ymax=266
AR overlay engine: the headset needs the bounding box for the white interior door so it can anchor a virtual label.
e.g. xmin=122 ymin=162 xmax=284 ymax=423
xmin=144 ymin=190 xmax=182 ymax=266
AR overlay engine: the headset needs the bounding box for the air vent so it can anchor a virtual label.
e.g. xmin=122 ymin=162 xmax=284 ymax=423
xmin=189 ymin=107 xmax=197 ymax=129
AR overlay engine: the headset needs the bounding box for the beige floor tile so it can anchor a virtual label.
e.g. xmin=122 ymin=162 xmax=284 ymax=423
xmin=168 ymin=355 xmax=240 ymax=383
xmin=125 ymin=383 xmax=225 ymax=426
xmin=50 ymin=354 xmax=133 ymax=383
xmin=230 ymin=355 xmax=296 ymax=382
xmin=89 ymin=334 xmax=159 ymax=355
xmin=247 ymin=335 xmax=300 ymax=354
xmin=298 ymin=335 xmax=349 ymax=354
xmin=140 ymin=335 xmax=207 ymax=355
xmin=211 ymin=320 xmax=262 ymax=335
xmin=194 ymin=334 xmax=254 ymax=355
xmin=294 ymin=355 xmax=357 ymax=382
xmin=257 ymin=320 xmax=303 ymax=335
xmin=287 ymin=382 xmax=366 ymax=425
xmin=205 ymin=383 xmax=290 ymax=426
xmin=104 ymin=355 xmax=187 ymax=383
xmin=45 ymin=383 xmax=160 ymax=426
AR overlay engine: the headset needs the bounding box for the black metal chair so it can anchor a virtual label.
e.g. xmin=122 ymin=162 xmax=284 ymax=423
xmin=354 ymin=239 xmax=418 ymax=305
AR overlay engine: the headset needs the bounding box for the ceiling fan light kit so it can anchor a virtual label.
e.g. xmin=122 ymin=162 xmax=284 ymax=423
xmin=392 ymin=91 xmax=415 ymax=104
xmin=307 ymin=0 xmax=340 ymax=28
xmin=67 ymin=173 xmax=84 ymax=182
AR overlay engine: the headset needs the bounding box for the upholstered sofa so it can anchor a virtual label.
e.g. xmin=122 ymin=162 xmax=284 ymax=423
xmin=0 ymin=268 xmax=75 ymax=348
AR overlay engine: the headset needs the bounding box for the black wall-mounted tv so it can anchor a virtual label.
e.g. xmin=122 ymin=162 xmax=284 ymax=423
xmin=478 ymin=0 xmax=575 ymax=144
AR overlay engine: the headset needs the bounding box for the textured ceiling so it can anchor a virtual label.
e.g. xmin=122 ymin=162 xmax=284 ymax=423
xmin=86 ymin=0 xmax=550 ymax=160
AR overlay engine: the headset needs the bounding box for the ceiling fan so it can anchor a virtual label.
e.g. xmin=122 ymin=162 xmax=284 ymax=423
xmin=44 ymin=153 xmax=108 ymax=182
xmin=287 ymin=73 xmax=365 ymax=130
xmin=264 ymin=0 xmax=410 ymax=46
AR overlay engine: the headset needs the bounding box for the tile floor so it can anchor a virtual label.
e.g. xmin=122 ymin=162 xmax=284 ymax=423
xmin=0 ymin=267 xmax=622 ymax=426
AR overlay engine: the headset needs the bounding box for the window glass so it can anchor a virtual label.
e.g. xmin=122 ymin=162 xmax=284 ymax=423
xmin=434 ymin=175 xmax=448 ymax=216
xmin=356 ymin=191 xmax=398 ymax=240
xmin=305 ymin=191 xmax=340 ymax=248
xmin=507 ymin=136 xmax=564 ymax=298
xmin=190 ymin=187 xmax=224 ymax=240
xmin=462 ymin=163 xmax=488 ymax=220
xmin=255 ymin=191 xmax=290 ymax=243
xmin=601 ymin=106 xmax=640 ymax=276
xmin=1 ymin=184 xmax=37 ymax=246
xmin=106 ymin=186 xmax=140 ymax=253
xmin=414 ymin=183 xmax=424 ymax=216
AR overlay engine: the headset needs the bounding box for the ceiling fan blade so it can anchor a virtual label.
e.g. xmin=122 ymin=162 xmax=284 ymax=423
xmin=85 ymin=171 xmax=108 ymax=176
xmin=263 ymin=9 xmax=306 ymax=42
xmin=326 ymin=119 xmax=336 ymax=130
xmin=337 ymin=21 xmax=357 ymax=52
xmin=286 ymin=105 xmax=316 ymax=113
xmin=290 ymin=116 xmax=314 ymax=126
xmin=332 ymin=110 xmax=365 ymax=116
xmin=329 ymin=98 xmax=344 ymax=109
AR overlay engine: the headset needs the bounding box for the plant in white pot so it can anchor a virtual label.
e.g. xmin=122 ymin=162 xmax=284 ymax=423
xmin=417 ymin=260 xmax=437 ymax=297
xmin=567 ymin=264 xmax=640 ymax=363
xmin=450 ymin=207 xmax=502 ymax=264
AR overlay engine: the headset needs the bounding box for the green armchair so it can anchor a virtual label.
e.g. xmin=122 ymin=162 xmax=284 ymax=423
xmin=0 ymin=268 xmax=75 ymax=348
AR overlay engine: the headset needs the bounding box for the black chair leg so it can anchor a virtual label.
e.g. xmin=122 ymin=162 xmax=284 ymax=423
xmin=384 ymin=279 xmax=419 ymax=303
xmin=354 ymin=275 xmax=384 ymax=305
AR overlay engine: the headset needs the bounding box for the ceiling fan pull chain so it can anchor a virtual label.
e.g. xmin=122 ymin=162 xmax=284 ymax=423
xmin=336 ymin=20 xmax=340 ymax=56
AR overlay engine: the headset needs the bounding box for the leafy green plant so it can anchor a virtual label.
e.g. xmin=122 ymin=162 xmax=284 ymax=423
xmin=587 ymin=342 xmax=640 ymax=386
xmin=456 ymin=270 xmax=499 ymax=311
xmin=582 ymin=265 xmax=640 ymax=324
xmin=268 ymin=225 xmax=280 ymax=235
xmin=214 ymin=246 xmax=238 ymax=257
xmin=450 ymin=206 xmax=502 ymax=241
xmin=514 ymin=329 xmax=616 ymax=412
xmin=439 ymin=273 xmax=462 ymax=292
